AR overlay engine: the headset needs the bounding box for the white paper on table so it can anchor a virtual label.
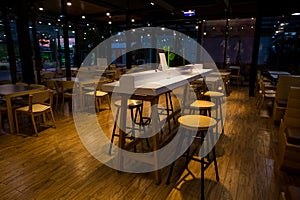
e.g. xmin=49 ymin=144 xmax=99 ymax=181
xmin=159 ymin=53 xmax=168 ymax=71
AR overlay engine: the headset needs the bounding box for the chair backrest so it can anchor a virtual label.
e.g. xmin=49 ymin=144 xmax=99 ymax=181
xmin=16 ymin=82 xmax=28 ymax=86
xmin=44 ymin=80 xmax=57 ymax=90
xmin=275 ymin=75 xmax=300 ymax=103
xmin=283 ymin=87 xmax=300 ymax=128
xmin=41 ymin=72 xmax=55 ymax=79
xmin=229 ymin=66 xmax=240 ymax=76
xmin=30 ymin=84 xmax=46 ymax=89
xmin=96 ymin=80 xmax=109 ymax=91
xmin=28 ymin=89 xmax=53 ymax=111
xmin=62 ymin=80 xmax=75 ymax=92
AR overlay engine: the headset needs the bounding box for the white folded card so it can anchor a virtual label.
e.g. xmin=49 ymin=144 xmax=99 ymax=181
xmin=159 ymin=53 xmax=168 ymax=71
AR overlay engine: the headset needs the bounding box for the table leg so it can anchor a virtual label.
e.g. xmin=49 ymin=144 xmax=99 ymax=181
xmin=6 ymin=96 xmax=14 ymax=133
xmin=150 ymin=97 xmax=161 ymax=184
xmin=118 ymin=95 xmax=129 ymax=171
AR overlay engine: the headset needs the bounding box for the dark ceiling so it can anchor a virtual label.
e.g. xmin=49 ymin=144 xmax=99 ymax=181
xmin=1 ymin=0 xmax=300 ymax=24
xmin=0 ymin=0 xmax=299 ymax=36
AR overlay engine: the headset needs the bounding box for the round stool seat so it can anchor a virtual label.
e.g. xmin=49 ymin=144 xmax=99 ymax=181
xmin=114 ymin=100 xmax=143 ymax=108
xmin=178 ymin=115 xmax=217 ymax=130
xmin=204 ymin=91 xmax=225 ymax=98
xmin=190 ymin=100 xmax=215 ymax=109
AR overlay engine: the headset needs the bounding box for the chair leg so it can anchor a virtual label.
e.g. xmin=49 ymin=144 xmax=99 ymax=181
xmin=50 ymin=110 xmax=56 ymax=128
xmin=31 ymin=114 xmax=39 ymax=136
xmin=106 ymin=95 xmax=111 ymax=109
xmin=14 ymin=110 xmax=20 ymax=134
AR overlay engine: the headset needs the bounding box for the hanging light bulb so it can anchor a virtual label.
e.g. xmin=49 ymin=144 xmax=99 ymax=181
xmin=67 ymin=0 xmax=72 ymax=6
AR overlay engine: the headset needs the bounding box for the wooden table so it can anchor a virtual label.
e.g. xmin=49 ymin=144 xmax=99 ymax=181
xmin=0 ymin=84 xmax=44 ymax=133
xmin=102 ymin=67 xmax=212 ymax=184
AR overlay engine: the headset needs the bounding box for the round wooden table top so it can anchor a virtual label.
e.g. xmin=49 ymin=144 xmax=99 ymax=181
xmin=178 ymin=115 xmax=217 ymax=130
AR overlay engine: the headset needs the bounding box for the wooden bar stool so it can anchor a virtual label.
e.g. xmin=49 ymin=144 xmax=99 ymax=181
xmin=109 ymin=99 xmax=150 ymax=154
xmin=158 ymin=92 xmax=176 ymax=134
xmin=166 ymin=115 xmax=219 ymax=200
xmin=203 ymin=91 xmax=225 ymax=134
xmin=189 ymin=100 xmax=215 ymax=116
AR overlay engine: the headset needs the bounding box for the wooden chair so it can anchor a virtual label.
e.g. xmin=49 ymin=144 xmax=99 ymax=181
xmin=277 ymin=87 xmax=300 ymax=173
xmin=229 ymin=66 xmax=241 ymax=88
xmin=14 ymin=89 xmax=56 ymax=136
xmin=43 ymin=80 xmax=61 ymax=108
xmin=84 ymin=80 xmax=111 ymax=112
xmin=61 ymin=80 xmax=75 ymax=111
xmin=256 ymin=78 xmax=276 ymax=113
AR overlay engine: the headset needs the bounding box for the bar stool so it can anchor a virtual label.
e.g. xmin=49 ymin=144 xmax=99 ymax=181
xmin=109 ymin=99 xmax=150 ymax=154
xmin=189 ymin=100 xmax=215 ymax=116
xmin=166 ymin=115 xmax=219 ymax=200
xmin=203 ymin=91 xmax=225 ymax=134
xmin=158 ymin=92 xmax=176 ymax=134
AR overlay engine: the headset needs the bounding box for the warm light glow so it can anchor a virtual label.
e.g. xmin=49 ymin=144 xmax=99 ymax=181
xmin=292 ymin=12 xmax=300 ymax=16
xmin=82 ymin=15 xmax=85 ymax=19
xmin=39 ymin=6 xmax=44 ymax=11
xmin=108 ymin=21 xmax=112 ymax=24
xmin=106 ymin=12 xmax=110 ymax=16
xmin=131 ymin=18 xmax=135 ymax=23
xmin=67 ymin=0 xmax=72 ymax=6
xmin=150 ymin=2 xmax=155 ymax=6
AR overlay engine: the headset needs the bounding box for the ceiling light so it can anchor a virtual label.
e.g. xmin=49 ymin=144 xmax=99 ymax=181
xmin=292 ymin=12 xmax=300 ymax=16
xmin=106 ymin=12 xmax=110 ymax=16
xmin=150 ymin=2 xmax=154 ymax=6
xmin=67 ymin=0 xmax=72 ymax=6
xmin=82 ymin=15 xmax=85 ymax=19
xmin=195 ymin=25 xmax=199 ymax=29
xmin=38 ymin=6 xmax=44 ymax=11
xmin=108 ymin=21 xmax=112 ymax=25
xmin=183 ymin=10 xmax=195 ymax=17
xmin=203 ymin=32 xmax=207 ymax=35
xmin=131 ymin=18 xmax=135 ymax=23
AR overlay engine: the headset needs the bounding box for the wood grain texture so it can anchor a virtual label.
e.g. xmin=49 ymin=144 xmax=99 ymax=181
xmin=0 ymin=86 xmax=300 ymax=199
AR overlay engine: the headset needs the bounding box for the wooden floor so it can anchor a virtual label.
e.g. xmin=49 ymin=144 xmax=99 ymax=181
xmin=1 ymin=86 xmax=300 ymax=200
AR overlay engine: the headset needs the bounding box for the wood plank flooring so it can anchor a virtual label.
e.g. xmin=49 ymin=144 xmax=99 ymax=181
xmin=1 ymin=86 xmax=300 ymax=199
